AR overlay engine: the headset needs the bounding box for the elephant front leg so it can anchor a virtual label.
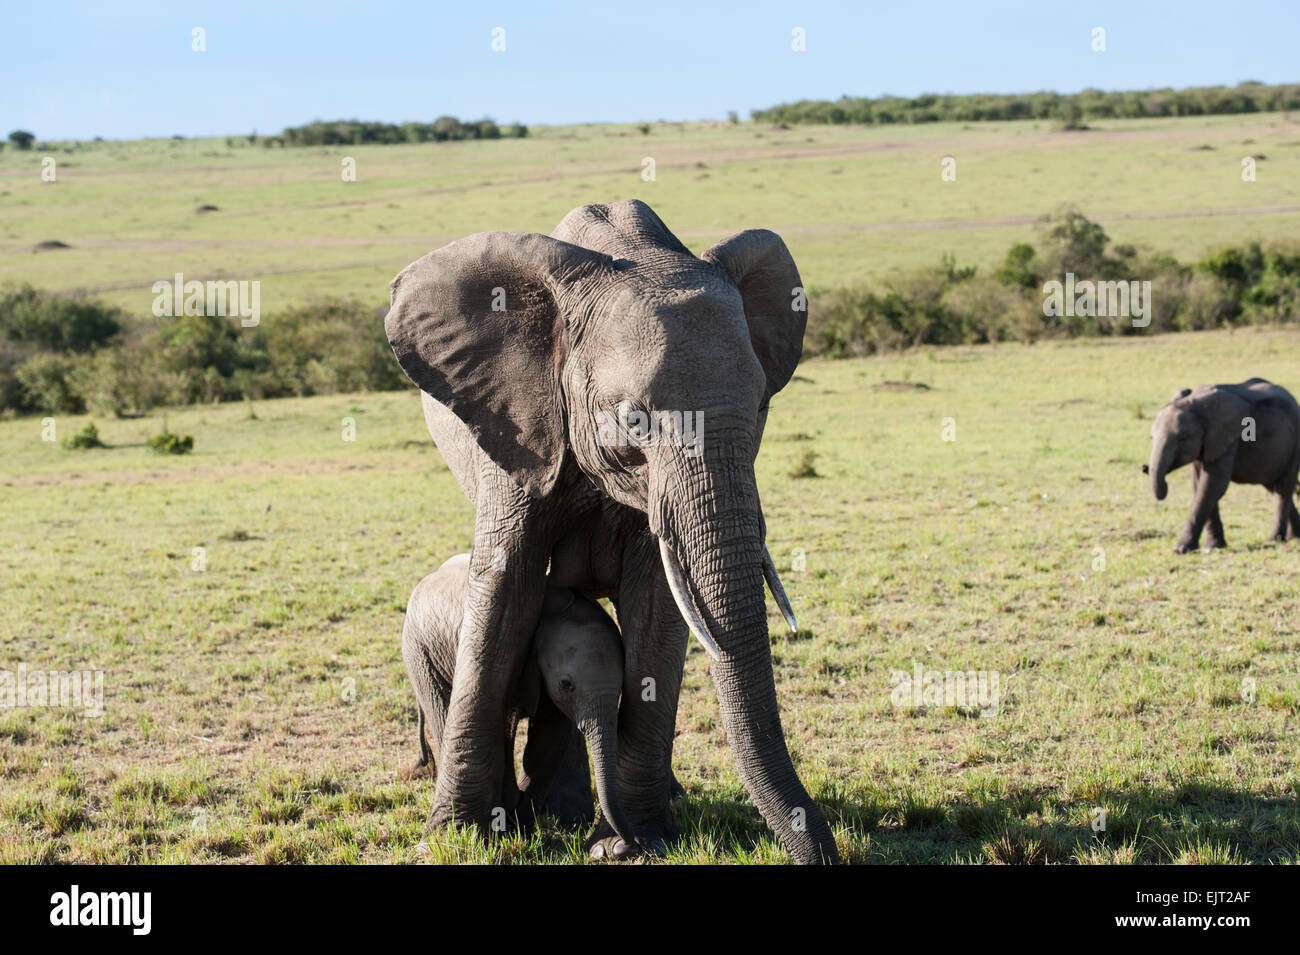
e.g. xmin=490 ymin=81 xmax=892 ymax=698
xmin=1177 ymin=464 xmax=1230 ymax=553
xmin=431 ymin=513 xmax=552 ymax=835
xmin=1189 ymin=464 xmax=1226 ymax=549
xmin=587 ymin=535 xmax=689 ymax=858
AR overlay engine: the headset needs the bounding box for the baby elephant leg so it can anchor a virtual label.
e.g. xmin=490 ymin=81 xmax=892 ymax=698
xmin=400 ymin=619 xmax=451 ymax=781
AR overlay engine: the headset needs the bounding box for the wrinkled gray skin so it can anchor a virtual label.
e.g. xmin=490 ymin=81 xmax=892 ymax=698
xmin=1143 ymin=378 xmax=1300 ymax=553
xmin=401 ymin=554 xmax=637 ymax=851
xmin=385 ymin=199 xmax=836 ymax=863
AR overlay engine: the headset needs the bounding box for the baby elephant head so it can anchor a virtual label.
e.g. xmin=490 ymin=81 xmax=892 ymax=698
xmin=532 ymin=588 xmax=635 ymax=849
xmin=1143 ymin=386 xmax=1247 ymax=500
xmin=1143 ymin=389 xmax=1200 ymax=500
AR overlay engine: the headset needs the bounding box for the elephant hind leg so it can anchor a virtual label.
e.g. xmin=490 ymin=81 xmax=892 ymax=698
xmin=1288 ymin=498 xmax=1300 ymax=540
xmin=1206 ymin=502 xmax=1227 ymax=549
xmin=1270 ymin=468 xmax=1299 ymax=542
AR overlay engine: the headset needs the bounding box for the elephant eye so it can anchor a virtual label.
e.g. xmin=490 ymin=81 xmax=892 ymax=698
xmin=559 ymin=677 xmax=575 ymax=694
xmin=615 ymin=401 xmax=654 ymax=446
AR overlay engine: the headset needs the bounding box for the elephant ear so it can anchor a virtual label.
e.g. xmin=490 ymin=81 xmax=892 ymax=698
xmin=1196 ymin=387 xmax=1251 ymax=462
xmin=701 ymin=229 xmax=807 ymax=403
xmin=386 ymin=231 xmax=609 ymax=497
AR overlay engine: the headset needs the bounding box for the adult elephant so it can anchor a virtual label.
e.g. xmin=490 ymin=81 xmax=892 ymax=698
xmin=1143 ymin=378 xmax=1300 ymax=552
xmin=385 ymin=199 xmax=837 ymax=864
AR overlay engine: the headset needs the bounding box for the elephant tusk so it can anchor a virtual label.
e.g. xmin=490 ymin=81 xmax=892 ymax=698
xmin=658 ymin=538 xmax=722 ymax=661
xmin=762 ymin=548 xmax=798 ymax=634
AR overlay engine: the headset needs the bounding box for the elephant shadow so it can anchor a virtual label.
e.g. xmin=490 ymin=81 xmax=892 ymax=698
xmin=663 ymin=781 xmax=1298 ymax=864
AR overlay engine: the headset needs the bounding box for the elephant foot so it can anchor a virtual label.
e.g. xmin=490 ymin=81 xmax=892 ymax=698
xmin=587 ymin=836 xmax=643 ymax=860
xmin=1173 ymin=542 xmax=1194 ymax=554
xmin=1204 ymin=538 xmax=1227 ymax=550
xmin=585 ymin=807 xmax=678 ymax=860
xmin=427 ymin=804 xmax=477 ymax=832
xmin=427 ymin=796 xmax=504 ymax=835
xmin=427 ymin=803 xmax=532 ymax=838
xmin=585 ymin=816 xmax=674 ymax=861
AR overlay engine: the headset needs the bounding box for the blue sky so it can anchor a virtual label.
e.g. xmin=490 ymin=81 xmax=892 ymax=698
xmin=2 ymin=1 xmax=1297 ymax=140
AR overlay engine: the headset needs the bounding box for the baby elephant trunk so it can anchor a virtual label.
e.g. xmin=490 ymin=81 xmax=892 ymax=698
xmin=1147 ymin=436 xmax=1176 ymax=501
xmin=577 ymin=697 xmax=636 ymax=848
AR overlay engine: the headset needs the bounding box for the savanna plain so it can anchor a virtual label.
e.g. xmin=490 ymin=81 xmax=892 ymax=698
xmin=2 ymin=112 xmax=1299 ymax=863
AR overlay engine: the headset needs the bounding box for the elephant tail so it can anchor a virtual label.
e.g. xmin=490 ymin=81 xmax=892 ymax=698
xmin=399 ymin=706 xmax=436 ymax=780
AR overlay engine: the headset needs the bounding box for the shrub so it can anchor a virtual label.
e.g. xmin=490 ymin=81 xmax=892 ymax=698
xmin=61 ymin=422 xmax=105 ymax=450
xmin=251 ymin=299 xmax=407 ymax=398
xmin=68 ymin=337 xmax=172 ymax=417
xmin=994 ymin=243 xmax=1040 ymax=290
xmin=789 ymin=450 xmax=820 ymax=479
xmin=147 ymin=430 xmax=194 ymax=455
xmin=15 ymin=352 xmax=85 ymax=413
xmin=1035 ymin=205 xmax=1112 ymax=280
xmin=0 ymin=284 xmax=123 ymax=353
xmin=941 ymin=277 xmax=1017 ymax=344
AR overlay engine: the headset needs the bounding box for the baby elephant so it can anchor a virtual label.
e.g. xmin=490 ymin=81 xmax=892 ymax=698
xmin=1143 ymin=378 xmax=1300 ymax=552
xmin=400 ymin=554 xmax=636 ymax=851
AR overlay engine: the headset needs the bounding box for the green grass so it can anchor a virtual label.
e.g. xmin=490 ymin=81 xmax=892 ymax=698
xmin=3 ymin=328 xmax=1299 ymax=863
xmin=4 ymin=112 xmax=1300 ymax=316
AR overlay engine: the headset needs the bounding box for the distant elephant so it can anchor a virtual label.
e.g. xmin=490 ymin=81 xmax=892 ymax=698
xmin=1142 ymin=378 xmax=1300 ymax=553
xmin=401 ymin=554 xmax=637 ymax=852
xmin=385 ymin=199 xmax=836 ymax=863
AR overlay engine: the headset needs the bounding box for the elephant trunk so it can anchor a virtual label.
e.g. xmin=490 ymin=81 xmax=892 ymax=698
xmin=653 ymin=447 xmax=838 ymax=864
xmin=576 ymin=698 xmax=636 ymax=848
xmin=1149 ymin=434 xmax=1176 ymax=501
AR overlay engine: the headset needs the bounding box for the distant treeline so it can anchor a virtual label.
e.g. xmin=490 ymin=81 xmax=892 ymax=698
xmin=752 ymin=81 xmax=1300 ymax=126
xmin=3 ymin=208 xmax=1299 ymax=416
xmin=265 ymin=117 xmax=528 ymax=147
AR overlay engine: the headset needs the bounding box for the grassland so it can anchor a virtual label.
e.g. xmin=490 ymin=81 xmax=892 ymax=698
xmin=4 ymin=112 xmax=1300 ymax=319
xmin=3 ymin=328 xmax=1299 ymax=864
